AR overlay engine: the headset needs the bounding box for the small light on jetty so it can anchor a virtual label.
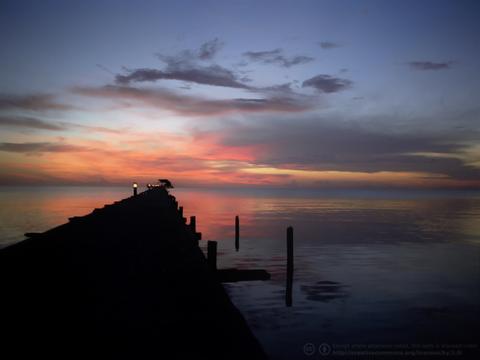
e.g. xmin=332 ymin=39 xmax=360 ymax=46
xmin=133 ymin=182 xmax=138 ymax=196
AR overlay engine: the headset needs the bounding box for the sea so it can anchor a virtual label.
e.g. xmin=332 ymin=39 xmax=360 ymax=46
xmin=1 ymin=186 xmax=479 ymax=358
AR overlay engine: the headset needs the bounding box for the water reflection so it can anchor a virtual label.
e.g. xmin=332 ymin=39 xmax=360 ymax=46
xmin=301 ymin=280 xmax=349 ymax=302
xmin=173 ymin=188 xmax=480 ymax=359
xmin=172 ymin=188 xmax=480 ymax=246
xmin=0 ymin=186 xmax=130 ymax=247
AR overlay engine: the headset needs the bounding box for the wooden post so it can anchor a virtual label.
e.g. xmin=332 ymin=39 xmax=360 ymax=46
xmin=190 ymin=216 xmax=196 ymax=233
xmin=286 ymin=226 xmax=293 ymax=307
xmin=235 ymin=215 xmax=240 ymax=251
xmin=179 ymin=206 xmax=183 ymax=217
xmin=207 ymin=241 xmax=217 ymax=271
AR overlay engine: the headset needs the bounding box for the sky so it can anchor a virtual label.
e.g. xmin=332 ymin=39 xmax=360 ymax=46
xmin=0 ymin=0 xmax=479 ymax=188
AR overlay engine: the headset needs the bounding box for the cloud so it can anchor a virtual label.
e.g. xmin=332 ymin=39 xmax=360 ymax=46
xmin=0 ymin=94 xmax=73 ymax=111
xmin=243 ymin=48 xmax=314 ymax=67
xmin=198 ymin=38 xmax=224 ymax=60
xmin=115 ymin=65 xmax=250 ymax=89
xmin=408 ymin=61 xmax=454 ymax=70
xmin=129 ymin=155 xmax=211 ymax=173
xmin=0 ymin=142 xmax=88 ymax=153
xmin=302 ymin=74 xmax=352 ymax=93
xmin=115 ymin=38 xmax=249 ymax=89
xmin=0 ymin=115 xmax=65 ymax=131
xmin=319 ymin=41 xmax=341 ymax=50
xmin=0 ymin=115 xmax=124 ymax=134
xmin=157 ymin=38 xmax=224 ymax=63
xmin=197 ymin=116 xmax=480 ymax=181
xmin=259 ymin=83 xmax=295 ymax=95
xmin=115 ymin=43 xmax=314 ymax=92
xmin=67 ymin=123 xmax=125 ymax=134
xmin=233 ymin=98 xmax=267 ymax=103
xmin=73 ymin=85 xmax=312 ymax=116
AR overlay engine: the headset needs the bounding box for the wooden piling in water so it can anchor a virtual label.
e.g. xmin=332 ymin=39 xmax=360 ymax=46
xmin=235 ymin=215 xmax=240 ymax=251
xmin=286 ymin=226 xmax=293 ymax=307
xmin=207 ymin=240 xmax=217 ymax=271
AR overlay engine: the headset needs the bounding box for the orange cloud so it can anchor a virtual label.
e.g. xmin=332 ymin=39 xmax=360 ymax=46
xmin=1 ymin=117 xmax=479 ymax=189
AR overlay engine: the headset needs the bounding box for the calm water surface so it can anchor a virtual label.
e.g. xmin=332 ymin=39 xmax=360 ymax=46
xmin=1 ymin=186 xmax=479 ymax=358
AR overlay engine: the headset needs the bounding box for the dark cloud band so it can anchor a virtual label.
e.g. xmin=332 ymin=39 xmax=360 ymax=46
xmin=73 ymin=85 xmax=312 ymax=116
xmin=319 ymin=41 xmax=341 ymax=50
xmin=0 ymin=94 xmax=73 ymax=111
xmin=0 ymin=116 xmax=65 ymax=131
xmin=243 ymin=48 xmax=314 ymax=68
xmin=197 ymin=116 xmax=480 ymax=181
xmin=302 ymin=74 xmax=352 ymax=93
xmin=0 ymin=142 xmax=88 ymax=153
xmin=408 ymin=61 xmax=454 ymax=70
xmin=115 ymin=65 xmax=250 ymax=89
